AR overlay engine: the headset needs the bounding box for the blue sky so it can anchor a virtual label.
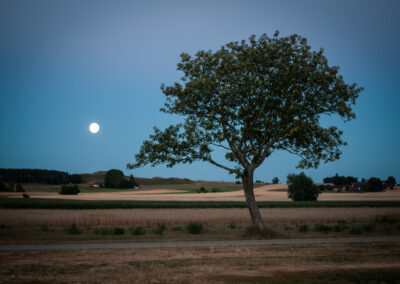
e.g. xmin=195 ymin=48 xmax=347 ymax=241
xmin=0 ymin=0 xmax=399 ymax=183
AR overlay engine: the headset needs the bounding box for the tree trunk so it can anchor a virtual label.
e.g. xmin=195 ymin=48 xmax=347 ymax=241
xmin=242 ymin=169 xmax=265 ymax=230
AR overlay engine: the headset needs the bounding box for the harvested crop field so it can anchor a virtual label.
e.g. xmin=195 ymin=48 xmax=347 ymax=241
xmin=2 ymin=184 xmax=400 ymax=202
xmin=1 ymin=207 xmax=399 ymax=227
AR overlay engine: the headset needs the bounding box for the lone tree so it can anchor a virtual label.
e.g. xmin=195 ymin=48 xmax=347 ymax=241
xmin=128 ymin=32 xmax=362 ymax=230
xmin=105 ymin=169 xmax=125 ymax=188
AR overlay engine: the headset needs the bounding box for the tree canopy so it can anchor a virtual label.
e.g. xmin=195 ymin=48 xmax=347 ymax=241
xmin=128 ymin=32 xmax=362 ymax=229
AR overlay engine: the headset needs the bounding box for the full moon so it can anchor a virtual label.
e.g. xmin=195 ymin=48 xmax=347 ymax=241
xmin=89 ymin=122 xmax=100 ymax=134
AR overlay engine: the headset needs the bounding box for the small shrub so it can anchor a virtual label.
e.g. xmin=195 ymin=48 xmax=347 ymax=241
xmin=130 ymin=226 xmax=146 ymax=235
xmin=22 ymin=193 xmax=30 ymax=198
xmin=153 ymin=223 xmax=167 ymax=235
xmin=228 ymin=222 xmax=237 ymax=229
xmin=235 ymin=181 xmax=241 ymax=184
xmin=376 ymin=216 xmax=397 ymax=224
xmin=59 ymin=185 xmax=80 ymax=195
xmin=362 ymin=223 xmax=374 ymax=233
xmin=298 ymin=224 xmax=309 ymax=232
xmin=113 ymin=227 xmax=125 ymax=235
xmin=94 ymin=227 xmax=113 ymax=235
xmin=212 ymin=188 xmax=221 ymax=192
xmin=65 ymin=224 xmax=81 ymax=235
xmin=287 ymin=172 xmax=320 ymax=201
xmin=384 ymin=226 xmax=394 ymax=234
xmin=350 ymin=226 xmax=363 ymax=235
xmin=187 ymin=222 xmax=204 ymax=234
xmin=171 ymin=226 xmax=182 ymax=231
xmin=40 ymin=225 xmax=49 ymax=232
xmin=333 ymin=225 xmax=344 ymax=232
xmin=333 ymin=220 xmax=348 ymax=232
xmin=314 ymin=224 xmax=332 ymax=233
xmin=197 ymin=187 xmax=207 ymax=193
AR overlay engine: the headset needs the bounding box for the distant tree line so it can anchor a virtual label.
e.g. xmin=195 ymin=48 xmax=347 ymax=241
xmin=322 ymin=174 xmax=397 ymax=192
xmin=323 ymin=174 xmax=358 ymax=186
xmin=0 ymin=168 xmax=82 ymax=185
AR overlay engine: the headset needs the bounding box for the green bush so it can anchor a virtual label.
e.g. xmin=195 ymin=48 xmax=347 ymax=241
xmin=153 ymin=223 xmax=167 ymax=235
xmin=362 ymin=223 xmax=374 ymax=233
xmin=314 ymin=224 xmax=332 ymax=233
xmin=59 ymin=185 xmax=80 ymax=195
xmin=376 ymin=215 xmax=397 ymax=224
xmin=130 ymin=226 xmax=146 ymax=235
xmin=113 ymin=227 xmax=125 ymax=235
xmin=287 ymin=172 xmax=320 ymax=201
xmin=197 ymin=187 xmax=207 ymax=193
xmin=298 ymin=224 xmax=309 ymax=232
xmin=97 ymin=228 xmax=111 ymax=235
xmin=349 ymin=226 xmax=363 ymax=235
xmin=187 ymin=222 xmax=204 ymax=234
xmin=40 ymin=225 xmax=49 ymax=232
xmin=228 ymin=222 xmax=237 ymax=229
xmin=272 ymin=177 xmax=279 ymax=184
xmin=333 ymin=220 xmax=348 ymax=232
xmin=65 ymin=224 xmax=81 ymax=234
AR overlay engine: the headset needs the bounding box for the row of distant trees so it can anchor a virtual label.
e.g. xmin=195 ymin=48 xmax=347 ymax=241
xmin=323 ymin=174 xmax=397 ymax=190
xmin=264 ymin=174 xmax=397 ymax=189
xmin=287 ymin=173 xmax=397 ymax=201
xmin=0 ymin=168 xmax=82 ymax=185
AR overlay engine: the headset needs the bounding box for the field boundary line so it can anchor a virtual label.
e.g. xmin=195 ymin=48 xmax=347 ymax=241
xmin=1 ymin=236 xmax=400 ymax=251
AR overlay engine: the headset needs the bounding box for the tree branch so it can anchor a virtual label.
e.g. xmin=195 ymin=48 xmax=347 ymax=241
xmin=210 ymin=143 xmax=231 ymax=151
xmin=206 ymin=156 xmax=236 ymax=173
xmin=219 ymin=116 xmax=250 ymax=168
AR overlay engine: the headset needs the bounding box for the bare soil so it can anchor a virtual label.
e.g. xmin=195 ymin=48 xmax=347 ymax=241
xmin=1 ymin=242 xmax=399 ymax=283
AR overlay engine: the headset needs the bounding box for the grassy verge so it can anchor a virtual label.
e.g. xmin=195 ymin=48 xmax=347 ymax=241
xmin=1 ymin=198 xmax=400 ymax=209
xmin=1 ymin=217 xmax=399 ymax=244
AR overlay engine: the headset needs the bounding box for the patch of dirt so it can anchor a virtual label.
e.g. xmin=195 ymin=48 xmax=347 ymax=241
xmin=1 ymin=243 xmax=399 ymax=283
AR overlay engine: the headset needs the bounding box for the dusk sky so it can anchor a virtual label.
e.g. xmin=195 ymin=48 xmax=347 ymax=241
xmin=0 ymin=0 xmax=399 ymax=183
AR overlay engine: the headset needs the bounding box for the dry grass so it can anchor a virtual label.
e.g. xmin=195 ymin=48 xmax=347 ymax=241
xmin=1 ymin=242 xmax=399 ymax=283
xmin=1 ymin=208 xmax=399 ymax=227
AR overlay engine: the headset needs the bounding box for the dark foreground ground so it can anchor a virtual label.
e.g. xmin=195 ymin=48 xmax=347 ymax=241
xmin=1 ymin=241 xmax=400 ymax=283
